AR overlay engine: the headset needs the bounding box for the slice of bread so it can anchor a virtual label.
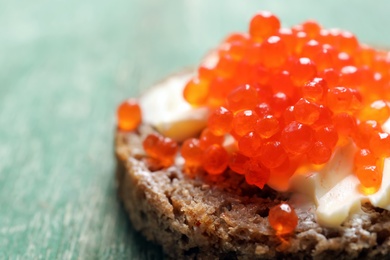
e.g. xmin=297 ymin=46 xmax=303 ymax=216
xmin=115 ymin=73 xmax=390 ymax=259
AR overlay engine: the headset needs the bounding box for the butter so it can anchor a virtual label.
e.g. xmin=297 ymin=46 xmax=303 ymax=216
xmin=139 ymin=72 xmax=209 ymax=142
xmin=290 ymin=141 xmax=390 ymax=227
xmin=316 ymin=174 xmax=363 ymax=227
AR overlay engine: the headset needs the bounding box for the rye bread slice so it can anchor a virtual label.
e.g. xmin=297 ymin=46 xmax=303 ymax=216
xmin=115 ymin=73 xmax=390 ymax=260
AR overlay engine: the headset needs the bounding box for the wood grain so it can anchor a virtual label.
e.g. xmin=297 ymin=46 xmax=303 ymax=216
xmin=1 ymin=0 xmax=390 ymax=258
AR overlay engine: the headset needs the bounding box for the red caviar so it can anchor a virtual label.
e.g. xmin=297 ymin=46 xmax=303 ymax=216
xmin=181 ymin=138 xmax=203 ymax=172
xmin=244 ymin=158 xmax=270 ymax=189
xmin=314 ymin=125 xmax=338 ymax=149
xmin=290 ymin=57 xmax=317 ymax=86
xmin=307 ymin=141 xmax=332 ymax=165
xmin=259 ymin=36 xmax=287 ymax=68
xmin=229 ymin=152 xmax=249 ymax=175
xmin=183 ymin=78 xmax=209 ymax=106
xmin=359 ymin=100 xmax=390 ymax=124
xmin=370 ymin=132 xmax=390 ymax=158
xmin=143 ymin=133 xmax=178 ymax=167
xmin=249 ymin=11 xmax=281 ymax=42
xmin=302 ymin=77 xmax=327 ymax=101
xmin=199 ymin=128 xmax=224 ymax=149
xmin=293 ymin=98 xmax=320 ymax=125
xmin=227 ymin=84 xmax=258 ymax=112
xmin=354 ymin=148 xmax=377 ymax=167
xmin=269 ymin=203 xmax=298 ymax=235
xmin=125 ymin=12 xmax=390 ymax=194
xmin=117 ymin=99 xmax=142 ymax=131
xmin=355 ymin=165 xmax=382 ymax=192
xmin=202 ymin=145 xmax=229 ymax=175
xmin=326 ymin=86 xmax=353 ymax=113
xmin=208 ymin=106 xmax=234 ymax=136
xmin=238 ymin=131 xmax=262 ymax=157
xmin=258 ymin=141 xmax=288 ymax=169
xmin=255 ymin=115 xmax=280 ymax=139
xmin=231 ymin=110 xmax=259 ymax=137
xmin=281 ymin=121 xmax=314 ymax=155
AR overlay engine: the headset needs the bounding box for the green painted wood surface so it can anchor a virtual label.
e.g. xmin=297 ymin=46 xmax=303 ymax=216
xmin=1 ymin=0 xmax=390 ymax=258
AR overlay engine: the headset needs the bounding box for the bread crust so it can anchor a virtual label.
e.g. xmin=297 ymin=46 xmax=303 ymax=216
xmin=115 ymin=126 xmax=390 ymax=259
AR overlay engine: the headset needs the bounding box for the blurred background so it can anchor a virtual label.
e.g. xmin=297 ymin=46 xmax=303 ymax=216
xmin=1 ymin=0 xmax=390 ymax=258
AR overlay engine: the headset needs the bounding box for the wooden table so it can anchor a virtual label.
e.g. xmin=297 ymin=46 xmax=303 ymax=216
xmin=2 ymin=0 xmax=390 ymax=258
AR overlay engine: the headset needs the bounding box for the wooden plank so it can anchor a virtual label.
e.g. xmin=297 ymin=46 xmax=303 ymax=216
xmin=1 ymin=0 xmax=390 ymax=258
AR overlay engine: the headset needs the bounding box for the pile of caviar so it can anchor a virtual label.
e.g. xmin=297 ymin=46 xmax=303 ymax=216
xmin=180 ymin=11 xmax=390 ymax=193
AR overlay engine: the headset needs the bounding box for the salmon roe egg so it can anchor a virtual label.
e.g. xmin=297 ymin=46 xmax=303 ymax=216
xmin=181 ymin=138 xmax=203 ymax=170
xmin=215 ymin=55 xmax=238 ymax=78
xmin=232 ymin=110 xmax=259 ymax=137
xmin=199 ymin=128 xmax=224 ymax=149
xmin=258 ymin=141 xmax=288 ymax=169
xmin=293 ymin=98 xmax=321 ymax=125
xmin=293 ymin=31 xmax=308 ymax=55
xmin=249 ymin=11 xmax=281 ymax=42
xmin=355 ymin=165 xmax=382 ymax=193
xmin=270 ymin=70 xmax=296 ymax=98
xmin=208 ymin=106 xmax=234 ymax=136
xmin=271 ymin=92 xmax=291 ymax=118
xmin=354 ymin=148 xmax=377 ymax=167
xmin=117 ymin=99 xmax=142 ymax=131
xmin=353 ymin=120 xmax=381 ymax=148
xmin=198 ymin=65 xmax=215 ymax=82
xmin=338 ymin=31 xmax=359 ymax=54
xmin=332 ymin=113 xmax=357 ymax=137
xmin=254 ymin=102 xmax=273 ymax=118
xmin=207 ymin=77 xmax=234 ymax=107
xmin=314 ymin=125 xmax=338 ymax=149
xmin=223 ymin=32 xmax=250 ymax=44
xmin=283 ymin=106 xmax=296 ymax=125
xmin=302 ymin=77 xmax=327 ymax=101
xmin=339 ymin=65 xmax=360 ymax=87
xmin=229 ymin=152 xmax=249 ymax=175
xmin=358 ymin=100 xmax=390 ymax=124
xmin=142 ymin=133 xmax=161 ymax=159
xmin=326 ymin=86 xmax=353 ymax=113
xmin=225 ymin=42 xmax=247 ymax=62
xmin=301 ymin=40 xmax=322 ymax=60
xmin=335 ymin=52 xmax=354 ymax=70
xmin=312 ymin=105 xmax=333 ymax=129
xmin=301 ymin=20 xmax=321 ymax=38
xmin=307 ymin=141 xmax=332 ymax=165
xmin=143 ymin=133 xmax=178 ymax=167
xmin=244 ymin=158 xmax=270 ymax=189
xmin=268 ymin=158 xmax=297 ymax=187
xmin=227 ymin=84 xmax=258 ymax=112
xmin=319 ymin=68 xmax=339 ymax=88
xmin=369 ymin=132 xmax=390 ymax=158
xmin=290 ymin=57 xmax=317 ymax=86
xmin=255 ymin=115 xmax=280 ymax=139
xmin=202 ymin=144 xmax=229 ymax=175
xmin=156 ymin=137 xmax=178 ymax=167
xmin=314 ymin=47 xmax=335 ymax=72
xmin=277 ymin=28 xmax=295 ymax=55
xmin=183 ymin=78 xmax=209 ymax=106
xmin=238 ymin=132 xmax=263 ymax=157
xmin=259 ymin=36 xmax=287 ymax=68
xmin=269 ymin=203 xmax=298 ymax=235
xmin=281 ymin=121 xmax=314 ymax=155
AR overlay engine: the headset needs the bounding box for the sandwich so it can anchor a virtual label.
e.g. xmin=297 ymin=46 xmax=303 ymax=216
xmin=115 ymin=11 xmax=390 ymax=259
